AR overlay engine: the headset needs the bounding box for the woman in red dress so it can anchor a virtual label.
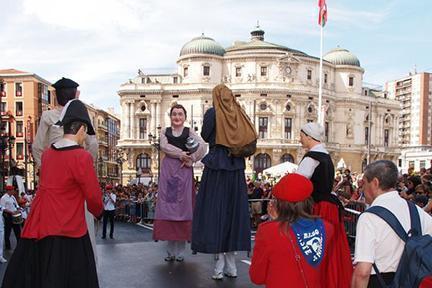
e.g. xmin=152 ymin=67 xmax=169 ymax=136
xmin=250 ymin=173 xmax=334 ymax=288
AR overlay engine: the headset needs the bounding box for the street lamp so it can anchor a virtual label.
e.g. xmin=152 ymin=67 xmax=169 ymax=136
xmin=115 ymin=148 xmax=128 ymax=186
xmin=148 ymin=125 xmax=162 ymax=184
xmin=0 ymin=112 xmax=16 ymax=190
xmin=98 ymin=155 xmax=104 ymax=183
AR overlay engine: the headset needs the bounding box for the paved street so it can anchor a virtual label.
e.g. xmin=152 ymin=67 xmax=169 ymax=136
xmin=0 ymin=222 xmax=258 ymax=288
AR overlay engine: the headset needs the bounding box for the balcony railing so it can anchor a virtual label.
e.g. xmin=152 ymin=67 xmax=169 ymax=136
xmin=99 ymin=123 xmax=108 ymax=131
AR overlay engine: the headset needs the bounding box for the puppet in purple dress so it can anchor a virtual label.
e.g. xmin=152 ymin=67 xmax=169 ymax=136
xmin=153 ymin=104 xmax=205 ymax=261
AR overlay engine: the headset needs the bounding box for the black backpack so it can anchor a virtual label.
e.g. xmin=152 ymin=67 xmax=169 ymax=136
xmin=366 ymin=201 xmax=432 ymax=287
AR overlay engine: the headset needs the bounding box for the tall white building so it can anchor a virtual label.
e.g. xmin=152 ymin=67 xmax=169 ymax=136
xmin=118 ymin=27 xmax=400 ymax=183
xmin=385 ymin=72 xmax=432 ymax=172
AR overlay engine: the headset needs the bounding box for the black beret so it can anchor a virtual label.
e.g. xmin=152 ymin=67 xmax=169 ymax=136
xmin=56 ymin=100 xmax=95 ymax=135
xmin=52 ymin=77 xmax=79 ymax=90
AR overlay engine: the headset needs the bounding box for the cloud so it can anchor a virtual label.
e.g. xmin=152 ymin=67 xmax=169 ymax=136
xmin=1 ymin=0 xmax=420 ymax=113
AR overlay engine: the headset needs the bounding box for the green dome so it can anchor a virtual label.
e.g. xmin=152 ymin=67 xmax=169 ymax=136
xmin=323 ymin=47 xmax=361 ymax=67
xmin=180 ymin=35 xmax=225 ymax=57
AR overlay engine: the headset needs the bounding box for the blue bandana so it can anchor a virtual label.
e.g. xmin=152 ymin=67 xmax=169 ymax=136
xmin=291 ymin=218 xmax=326 ymax=267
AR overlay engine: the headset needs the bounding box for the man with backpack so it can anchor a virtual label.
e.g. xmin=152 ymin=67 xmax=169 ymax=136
xmin=352 ymin=160 xmax=432 ymax=288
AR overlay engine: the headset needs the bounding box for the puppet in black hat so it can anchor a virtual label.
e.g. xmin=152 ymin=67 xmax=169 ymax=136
xmin=55 ymin=99 xmax=96 ymax=135
xmin=52 ymin=77 xmax=80 ymax=106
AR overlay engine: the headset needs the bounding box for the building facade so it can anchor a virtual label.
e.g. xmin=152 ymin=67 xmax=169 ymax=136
xmin=118 ymin=28 xmax=400 ymax=183
xmin=385 ymin=72 xmax=432 ymax=172
xmin=86 ymin=105 xmax=122 ymax=184
xmin=0 ymin=69 xmax=53 ymax=190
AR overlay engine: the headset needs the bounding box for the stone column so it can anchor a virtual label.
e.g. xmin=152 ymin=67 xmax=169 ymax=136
xmin=150 ymin=101 xmax=156 ymax=135
xmin=121 ymin=101 xmax=127 ymax=139
xmin=130 ymin=101 xmax=135 ymax=140
xmin=156 ymin=100 xmax=161 ymax=130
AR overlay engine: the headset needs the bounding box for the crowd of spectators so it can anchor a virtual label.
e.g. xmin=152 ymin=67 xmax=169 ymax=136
xmin=244 ymin=165 xmax=432 ymax=230
xmin=334 ymin=167 xmax=432 ymax=215
xmin=104 ymin=183 xmax=158 ymax=224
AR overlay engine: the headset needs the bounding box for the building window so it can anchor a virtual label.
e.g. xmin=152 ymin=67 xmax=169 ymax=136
xmin=324 ymin=73 xmax=328 ymax=84
xmin=259 ymin=103 xmax=267 ymax=110
xmin=349 ymin=76 xmax=354 ymax=87
xmin=183 ymin=67 xmax=188 ymax=77
xmin=260 ymin=66 xmax=267 ymax=77
xmin=384 ymin=129 xmax=389 ymax=147
xmin=364 ymin=90 xmax=368 ymax=96
xmin=0 ymin=83 xmax=5 ymax=97
xmin=420 ymin=160 xmax=426 ymax=169
xmin=235 ymin=67 xmax=241 ymax=77
xmin=307 ymin=105 xmax=313 ymax=113
xmin=203 ymin=65 xmax=210 ymax=76
xmin=0 ymin=102 xmax=6 ymax=114
xmin=258 ymin=117 xmax=268 ymax=139
xmin=15 ymin=83 xmax=23 ymax=96
xmin=136 ymin=153 xmax=151 ymax=170
xmin=408 ymin=161 xmax=415 ymax=169
xmin=284 ymin=118 xmax=292 ymax=139
xmin=307 ymin=69 xmax=312 ymax=80
xmin=173 ymin=76 xmax=178 ymax=84
xmin=16 ymin=121 xmax=23 ymax=137
xmin=15 ymin=102 xmax=23 ymax=116
xmin=285 ymin=104 xmax=291 ymax=111
xmin=254 ymin=153 xmax=271 ymax=173
xmin=16 ymin=143 xmax=23 ymax=159
xmin=139 ymin=118 xmax=147 ymax=139
xmin=281 ymin=153 xmax=294 ymax=163
xmin=365 ymin=127 xmax=369 ymax=145
xmin=307 ymin=119 xmax=313 ymax=123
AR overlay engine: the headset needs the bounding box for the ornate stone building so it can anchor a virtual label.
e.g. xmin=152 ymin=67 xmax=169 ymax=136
xmin=118 ymin=27 xmax=400 ymax=183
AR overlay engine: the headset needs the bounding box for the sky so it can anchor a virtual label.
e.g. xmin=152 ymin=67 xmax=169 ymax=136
xmin=0 ymin=0 xmax=431 ymax=112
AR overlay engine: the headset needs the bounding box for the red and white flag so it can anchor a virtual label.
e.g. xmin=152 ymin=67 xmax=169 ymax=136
xmin=318 ymin=0 xmax=328 ymax=27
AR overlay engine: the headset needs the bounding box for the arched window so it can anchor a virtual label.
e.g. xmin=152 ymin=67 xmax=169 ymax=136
xmin=136 ymin=153 xmax=151 ymax=170
xmin=254 ymin=153 xmax=271 ymax=174
xmin=281 ymin=153 xmax=294 ymax=163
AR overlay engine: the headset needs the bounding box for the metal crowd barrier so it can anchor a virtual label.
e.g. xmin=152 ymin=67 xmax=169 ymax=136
xmin=115 ymin=199 xmax=155 ymax=223
xmin=114 ymin=197 xmax=365 ymax=248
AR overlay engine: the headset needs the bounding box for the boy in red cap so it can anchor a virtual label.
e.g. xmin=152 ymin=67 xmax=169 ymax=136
xmin=249 ymin=173 xmax=334 ymax=288
xmin=102 ymin=184 xmax=116 ymax=239
xmin=0 ymin=185 xmax=21 ymax=252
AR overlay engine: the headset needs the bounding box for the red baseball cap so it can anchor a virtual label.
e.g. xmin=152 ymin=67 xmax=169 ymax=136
xmin=5 ymin=185 xmax=15 ymax=191
xmin=272 ymin=174 xmax=313 ymax=202
xmin=105 ymin=185 xmax=113 ymax=190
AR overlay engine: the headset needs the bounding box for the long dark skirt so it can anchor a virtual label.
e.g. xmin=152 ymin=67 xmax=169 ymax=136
xmin=2 ymin=233 xmax=99 ymax=288
xmin=192 ymin=167 xmax=251 ymax=253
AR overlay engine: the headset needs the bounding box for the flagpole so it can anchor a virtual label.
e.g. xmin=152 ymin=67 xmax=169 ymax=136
xmin=318 ymin=22 xmax=324 ymax=125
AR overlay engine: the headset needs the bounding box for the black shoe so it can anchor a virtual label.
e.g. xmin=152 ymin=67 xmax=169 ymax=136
xmin=109 ymin=235 xmax=114 ymax=239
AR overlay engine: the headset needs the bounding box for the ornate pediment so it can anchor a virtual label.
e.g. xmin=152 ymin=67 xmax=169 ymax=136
xmin=135 ymin=100 xmax=151 ymax=116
